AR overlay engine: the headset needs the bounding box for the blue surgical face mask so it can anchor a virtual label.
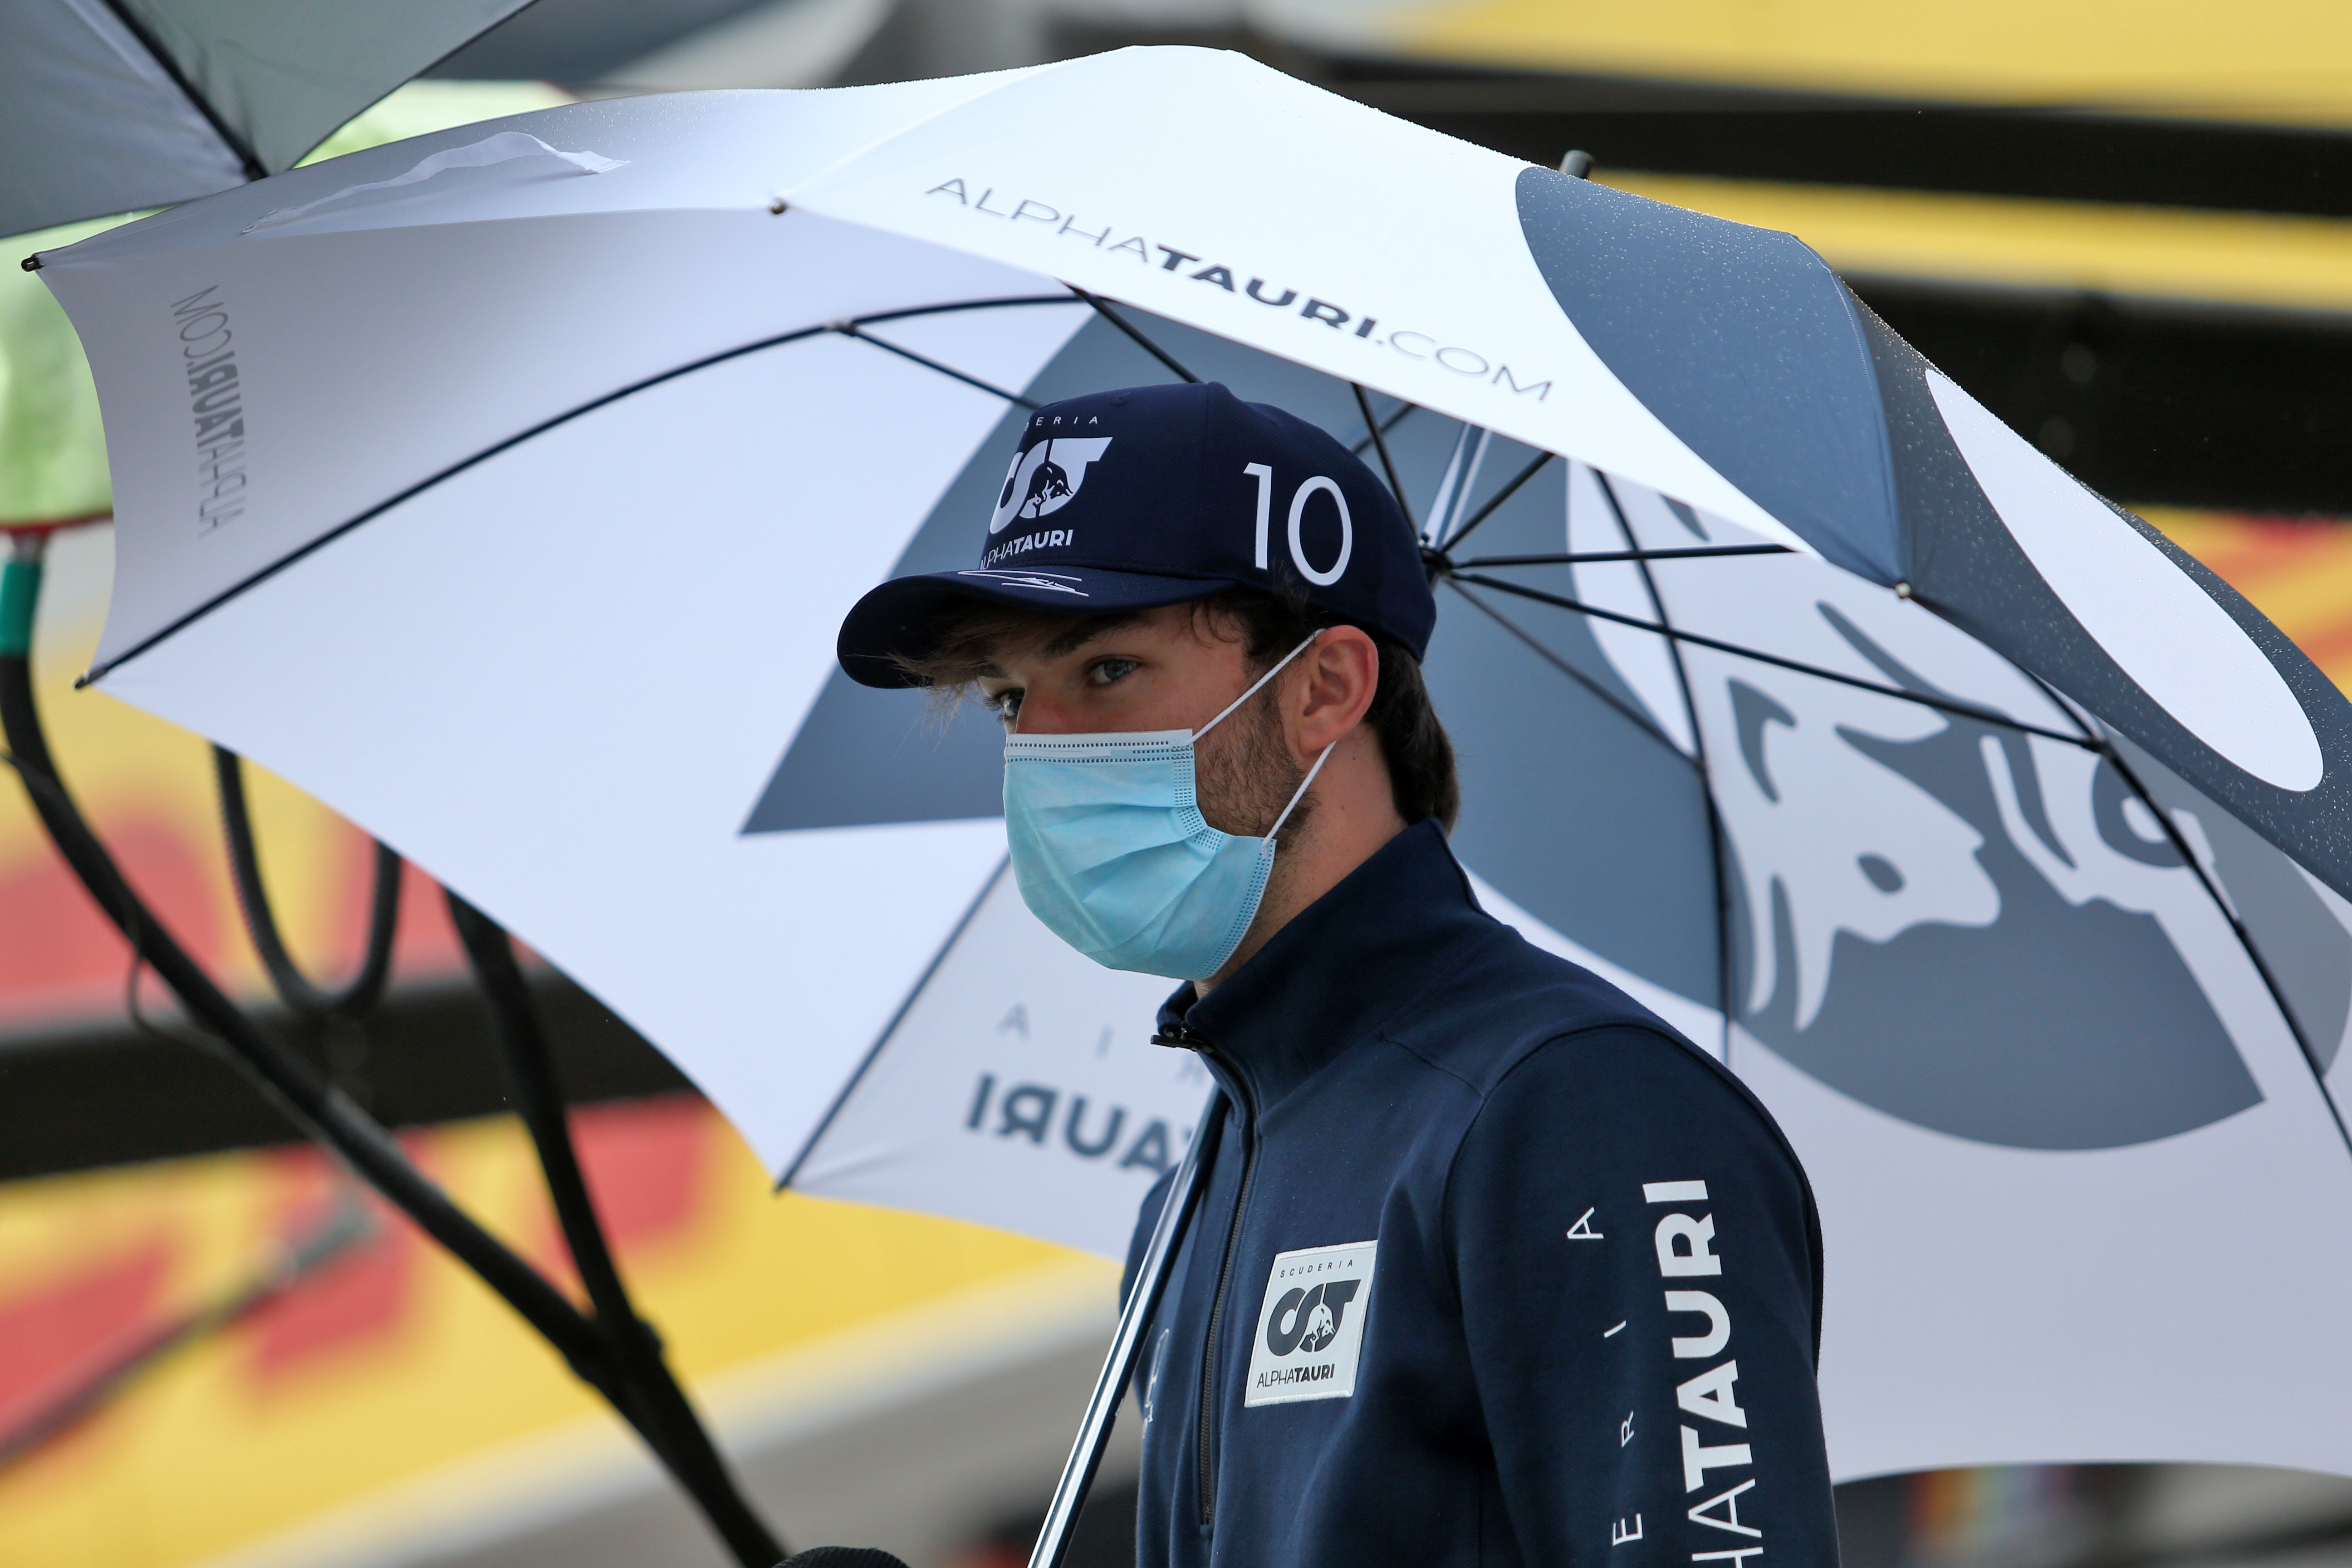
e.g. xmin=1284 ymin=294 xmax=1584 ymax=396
xmin=1003 ymin=635 xmax=1333 ymax=981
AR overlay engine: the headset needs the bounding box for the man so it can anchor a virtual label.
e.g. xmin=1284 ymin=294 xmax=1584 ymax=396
xmin=836 ymin=382 xmax=1838 ymax=1567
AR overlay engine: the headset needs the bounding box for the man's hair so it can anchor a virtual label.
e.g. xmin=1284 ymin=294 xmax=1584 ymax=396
xmin=895 ymin=588 xmax=1460 ymax=831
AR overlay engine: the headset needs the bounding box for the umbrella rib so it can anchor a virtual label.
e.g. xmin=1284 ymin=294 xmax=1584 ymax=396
xmin=1456 ymin=545 xmax=1793 ymax=568
xmin=831 ymin=323 xmax=1040 ymax=409
xmin=1347 ymin=399 xmax=1414 ymax=459
xmin=1351 ymin=384 xmax=1416 ymax=534
xmin=1589 ymin=471 xmax=1741 ymax=1073
xmin=77 ymin=294 xmax=1079 ymax=686
xmin=1996 ymin=662 xmax=2352 ymax=1154
xmin=774 ymin=859 xmax=1009 ymax=1192
xmin=2094 ymin=741 xmax=2352 ymax=1155
xmin=1451 ymin=571 xmax=2103 ymax=750
xmin=845 ymin=296 xmax=1080 ymax=330
xmin=1065 ymin=286 xmax=1201 ymax=382
xmin=1444 ymin=581 xmax=1691 ymax=763
xmin=1426 ymin=426 xmax=1493 ymax=550
xmin=92 ymin=0 xmax=267 ymax=179
xmin=1431 ymin=450 xmax=1554 ymax=556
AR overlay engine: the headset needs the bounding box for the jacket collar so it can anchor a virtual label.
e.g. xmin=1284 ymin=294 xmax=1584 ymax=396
xmin=1155 ymin=819 xmax=1495 ymax=1110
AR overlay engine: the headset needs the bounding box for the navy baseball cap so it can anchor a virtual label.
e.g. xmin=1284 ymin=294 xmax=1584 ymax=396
xmin=835 ymin=382 xmax=1436 ymax=688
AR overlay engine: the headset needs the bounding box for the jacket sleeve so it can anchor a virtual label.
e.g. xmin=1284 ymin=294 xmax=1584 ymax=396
xmin=1445 ymin=1025 xmax=1837 ymax=1568
xmin=1121 ymin=1164 xmax=1183 ymax=1419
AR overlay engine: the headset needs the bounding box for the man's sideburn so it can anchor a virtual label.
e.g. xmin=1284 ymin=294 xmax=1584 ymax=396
xmin=1195 ymin=676 xmax=1317 ymax=952
xmin=1195 ymin=676 xmax=1312 ymax=845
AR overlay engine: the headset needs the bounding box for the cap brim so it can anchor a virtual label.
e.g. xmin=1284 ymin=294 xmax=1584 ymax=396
xmin=835 ymin=565 xmax=1240 ymax=688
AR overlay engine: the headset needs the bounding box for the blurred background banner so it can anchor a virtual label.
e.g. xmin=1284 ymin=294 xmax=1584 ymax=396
xmin=4 ymin=3 xmax=2352 ymax=1568
xmin=1258 ymin=0 xmax=2352 ymax=124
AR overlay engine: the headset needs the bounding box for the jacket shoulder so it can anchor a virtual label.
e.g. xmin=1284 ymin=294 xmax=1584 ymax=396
xmin=1387 ymin=930 xmax=1808 ymax=1206
xmin=1381 ymin=918 xmax=1695 ymax=1092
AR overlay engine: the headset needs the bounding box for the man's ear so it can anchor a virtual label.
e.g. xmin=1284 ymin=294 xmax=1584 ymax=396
xmin=1290 ymin=626 xmax=1380 ymax=757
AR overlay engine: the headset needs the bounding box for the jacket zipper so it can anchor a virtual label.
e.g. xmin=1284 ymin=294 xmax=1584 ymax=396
xmin=1173 ymin=1026 xmax=1259 ymax=1529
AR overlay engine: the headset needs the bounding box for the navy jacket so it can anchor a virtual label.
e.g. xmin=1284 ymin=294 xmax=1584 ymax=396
xmin=1122 ymin=820 xmax=1837 ymax=1568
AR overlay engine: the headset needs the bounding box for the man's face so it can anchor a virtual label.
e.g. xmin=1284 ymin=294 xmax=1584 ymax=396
xmin=975 ymin=603 xmax=1307 ymax=841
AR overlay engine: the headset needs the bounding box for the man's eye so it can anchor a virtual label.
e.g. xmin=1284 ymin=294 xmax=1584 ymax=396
xmin=1087 ymin=657 xmax=1140 ymax=686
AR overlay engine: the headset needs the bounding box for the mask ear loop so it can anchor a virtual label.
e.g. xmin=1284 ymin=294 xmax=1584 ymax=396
xmin=1191 ymin=631 xmax=1335 ymax=843
xmin=1192 ymin=632 xmax=1323 ymax=740
xmin=1268 ymin=737 xmax=1338 ymax=841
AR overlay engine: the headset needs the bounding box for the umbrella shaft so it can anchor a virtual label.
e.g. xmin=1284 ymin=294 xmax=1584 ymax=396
xmin=1029 ymin=1090 xmax=1226 ymax=1568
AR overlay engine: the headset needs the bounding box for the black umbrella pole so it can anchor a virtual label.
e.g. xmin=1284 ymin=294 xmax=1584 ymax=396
xmin=0 ymin=540 xmax=620 ymax=1392
xmin=215 ymin=742 xmax=402 ymax=1021
xmin=0 ymin=648 xmax=614 ymax=1369
xmin=0 ymin=539 xmax=784 ymax=1563
xmin=446 ymin=893 xmax=785 ymax=1568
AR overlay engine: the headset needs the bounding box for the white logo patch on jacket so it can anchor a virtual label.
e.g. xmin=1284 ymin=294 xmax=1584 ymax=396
xmin=1245 ymin=1240 xmax=1377 ymax=1406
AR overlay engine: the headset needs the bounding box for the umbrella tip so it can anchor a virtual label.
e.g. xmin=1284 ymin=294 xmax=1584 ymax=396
xmin=18 ymin=255 xmax=40 ymax=272
xmin=1894 ymin=580 xmax=1915 ymax=600
xmin=1559 ymin=149 xmax=1594 ymax=179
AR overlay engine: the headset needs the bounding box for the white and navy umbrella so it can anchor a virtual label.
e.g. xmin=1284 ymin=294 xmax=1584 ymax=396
xmin=31 ymin=48 xmax=2352 ymax=1483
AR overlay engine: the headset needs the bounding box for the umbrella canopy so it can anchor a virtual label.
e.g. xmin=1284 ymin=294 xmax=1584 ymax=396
xmin=0 ymin=0 xmax=540 ymax=238
xmin=30 ymin=48 xmax=2352 ymax=1483
xmin=0 ymin=81 xmax=572 ymax=528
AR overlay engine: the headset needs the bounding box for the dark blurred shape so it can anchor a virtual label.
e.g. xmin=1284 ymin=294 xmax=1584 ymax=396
xmin=1559 ymin=148 xmax=1594 ymax=178
xmin=1857 ymin=279 xmax=2352 ymax=515
xmin=0 ymin=971 xmax=691 ymax=1179
xmin=0 ymin=1184 xmax=371 ymax=1470
xmin=426 ymin=0 xmax=778 ymax=83
xmin=959 ymin=1476 xmax=1138 ymax=1568
xmin=1834 ymin=1474 xmax=1911 ymax=1568
xmin=777 ymin=1549 xmax=911 ymax=1568
xmin=1286 ymin=58 xmax=2352 ymax=221
xmin=1824 ymin=1463 xmax=2352 ymax=1568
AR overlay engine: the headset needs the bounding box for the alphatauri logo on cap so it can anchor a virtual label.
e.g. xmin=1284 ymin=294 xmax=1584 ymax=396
xmin=990 ymin=435 xmax=1112 ymax=534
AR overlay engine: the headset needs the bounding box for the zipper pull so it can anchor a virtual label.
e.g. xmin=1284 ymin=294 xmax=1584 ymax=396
xmin=1151 ymin=1021 xmax=1205 ymax=1049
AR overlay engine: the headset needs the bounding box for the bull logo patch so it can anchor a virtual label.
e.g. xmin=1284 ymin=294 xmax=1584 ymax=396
xmin=1268 ymin=1279 xmax=1359 ymax=1355
xmin=990 ymin=437 xmax=1113 ymax=534
xmin=1245 ymin=1239 xmax=1377 ymax=1406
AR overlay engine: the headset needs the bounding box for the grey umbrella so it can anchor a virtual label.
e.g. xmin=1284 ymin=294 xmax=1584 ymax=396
xmin=0 ymin=0 xmax=540 ymax=237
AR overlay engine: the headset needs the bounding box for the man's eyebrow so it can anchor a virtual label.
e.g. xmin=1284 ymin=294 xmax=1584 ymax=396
xmin=1039 ymin=613 xmax=1142 ymax=660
